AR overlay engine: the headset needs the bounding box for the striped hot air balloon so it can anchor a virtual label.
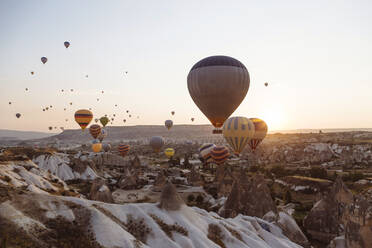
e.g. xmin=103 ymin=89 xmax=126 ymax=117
xmin=248 ymin=118 xmax=268 ymax=151
xmin=97 ymin=129 xmax=107 ymax=142
xmin=164 ymin=148 xmax=175 ymax=159
xmin=223 ymin=116 xmax=255 ymax=155
xmin=89 ymin=124 xmax=101 ymax=139
xmin=199 ymin=143 xmax=216 ymax=163
xmin=74 ymin=109 xmax=93 ymax=130
xmin=210 ymin=146 xmax=230 ymax=165
xmin=118 ymin=144 xmax=130 ymax=157
xmin=165 ymin=120 xmax=173 ymax=130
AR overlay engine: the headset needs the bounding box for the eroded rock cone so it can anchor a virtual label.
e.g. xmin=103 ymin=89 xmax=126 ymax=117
xmin=153 ymin=170 xmax=166 ymax=191
xmin=89 ymin=178 xmax=113 ymax=203
xmin=222 ymin=173 xmax=277 ymax=218
xmin=158 ymin=181 xmax=184 ymax=211
xmin=304 ymin=176 xmax=353 ymax=244
xmin=187 ymin=166 xmax=203 ymax=186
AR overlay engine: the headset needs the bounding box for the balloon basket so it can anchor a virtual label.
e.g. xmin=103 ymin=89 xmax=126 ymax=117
xmin=213 ymin=129 xmax=222 ymax=134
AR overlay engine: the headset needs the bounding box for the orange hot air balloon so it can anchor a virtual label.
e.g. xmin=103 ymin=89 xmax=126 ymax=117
xmin=74 ymin=109 xmax=93 ymax=130
xmin=92 ymin=143 xmax=102 ymax=153
xmin=187 ymin=56 xmax=250 ymax=134
xmin=89 ymin=124 xmax=101 ymax=139
xmin=248 ymin=118 xmax=268 ymax=151
xmin=118 ymin=144 xmax=130 ymax=157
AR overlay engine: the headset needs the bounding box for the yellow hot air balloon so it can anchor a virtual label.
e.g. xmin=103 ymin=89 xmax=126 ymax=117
xmin=249 ymin=118 xmax=268 ymax=151
xmin=222 ymin=116 xmax=255 ymax=155
xmin=92 ymin=143 xmax=102 ymax=153
xmin=74 ymin=109 xmax=93 ymax=131
xmin=164 ymin=148 xmax=175 ymax=159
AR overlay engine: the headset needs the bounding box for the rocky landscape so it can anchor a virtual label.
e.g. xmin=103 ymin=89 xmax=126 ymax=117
xmin=1 ymin=129 xmax=372 ymax=247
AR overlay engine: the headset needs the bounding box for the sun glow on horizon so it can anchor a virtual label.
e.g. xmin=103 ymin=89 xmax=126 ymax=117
xmin=260 ymin=106 xmax=286 ymax=131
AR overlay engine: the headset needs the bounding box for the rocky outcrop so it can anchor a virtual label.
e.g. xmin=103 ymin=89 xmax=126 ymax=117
xmin=222 ymin=173 xmax=277 ymax=219
xmin=187 ymin=166 xmax=203 ymax=186
xmin=215 ymin=164 xmax=235 ymax=197
xmin=152 ymin=170 xmax=167 ymax=192
xmin=304 ymin=177 xmax=353 ymax=244
xmin=158 ymin=181 xmax=185 ymax=211
xmin=89 ymin=177 xmax=113 ymax=203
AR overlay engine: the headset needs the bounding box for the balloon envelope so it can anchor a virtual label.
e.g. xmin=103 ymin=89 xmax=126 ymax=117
xmin=118 ymin=144 xmax=130 ymax=157
xmin=165 ymin=120 xmax=173 ymax=130
xmin=89 ymin=124 xmax=101 ymax=139
xmin=41 ymin=57 xmax=47 ymax=64
xmin=187 ymin=56 xmax=249 ymax=130
xmin=64 ymin=41 xmax=70 ymax=48
xmin=102 ymin=143 xmax=111 ymax=152
xmin=222 ymin=116 xmax=255 ymax=155
xmin=164 ymin=148 xmax=175 ymax=158
xmin=97 ymin=129 xmax=107 ymax=142
xmin=248 ymin=118 xmax=268 ymax=151
xmin=74 ymin=109 xmax=93 ymax=130
xmin=100 ymin=116 xmax=109 ymax=127
xmin=92 ymin=143 xmax=102 ymax=153
xmin=150 ymin=136 xmax=164 ymax=152
xmin=210 ymin=146 xmax=230 ymax=165
xmin=199 ymin=143 xmax=216 ymax=163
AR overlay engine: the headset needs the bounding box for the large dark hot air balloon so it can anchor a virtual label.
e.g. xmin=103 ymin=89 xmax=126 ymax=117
xmin=64 ymin=41 xmax=70 ymax=48
xmin=41 ymin=57 xmax=47 ymax=64
xmin=165 ymin=120 xmax=173 ymax=130
xmin=249 ymin=118 xmax=268 ymax=151
xmin=187 ymin=56 xmax=250 ymax=134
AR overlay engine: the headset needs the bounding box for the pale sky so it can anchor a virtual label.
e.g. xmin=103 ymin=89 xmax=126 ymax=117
xmin=1 ymin=0 xmax=372 ymax=132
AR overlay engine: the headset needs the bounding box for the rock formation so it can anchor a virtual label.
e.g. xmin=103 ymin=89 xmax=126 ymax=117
xmin=89 ymin=177 xmax=113 ymax=203
xmin=158 ymin=181 xmax=185 ymax=211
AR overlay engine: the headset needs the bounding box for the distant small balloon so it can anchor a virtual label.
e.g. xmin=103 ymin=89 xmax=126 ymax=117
xmin=48 ymin=126 xmax=52 ymax=130
xmin=8 ymin=102 xmax=11 ymax=105
xmin=16 ymin=113 xmax=21 ymax=118
xmin=70 ymin=89 xmax=73 ymax=92
xmin=191 ymin=118 xmax=195 ymax=122
xmin=264 ymin=82 xmax=268 ymax=87
xmin=85 ymin=75 xmax=88 ymax=78
xmin=126 ymin=110 xmax=129 ymax=113
xmin=101 ymin=90 xmax=104 ymax=94
xmin=115 ymin=104 xmax=117 ymax=107
xmin=113 ymin=114 xmax=116 ymax=117
xmin=25 ymin=88 xmax=28 ymax=91
xmin=97 ymin=98 xmax=99 ymax=101
xmin=41 ymin=57 xmax=47 ymax=64
xmin=61 ymin=89 xmax=64 ymax=92
xmin=171 ymin=111 xmax=175 ymax=115
xmin=46 ymin=107 xmax=49 ymax=110
xmin=129 ymin=115 xmax=131 ymax=118
xmin=31 ymin=71 xmax=34 ymax=75
xmin=70 ymin=102 xmax=72 ymax=105
xmin=64 ymin=108 xmax=66 ymax=111
xmin=123 ymin=119 xmax=126 ymax=123
xmin=43 ymin=109 xmax=45 ymax=111
xmin=95 ymin=118 xmax=98 ymax=123
xmin=64 ymin=41 xmax=70 ymax=48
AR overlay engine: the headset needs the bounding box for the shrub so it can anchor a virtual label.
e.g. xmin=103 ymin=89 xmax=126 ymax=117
xmin=125 ymin=214 xmax=151 ymax=244
xmin=196 ymin=195 xmax=204 ymax=204
xmin=207 ymin=224 xmax=225 ymax=248
xmin=187 ymin=194 xmax=195 ymax=203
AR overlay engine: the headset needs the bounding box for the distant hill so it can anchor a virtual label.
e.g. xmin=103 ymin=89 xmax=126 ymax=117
xmin=0 ymin=129 xmax=56 ymax=141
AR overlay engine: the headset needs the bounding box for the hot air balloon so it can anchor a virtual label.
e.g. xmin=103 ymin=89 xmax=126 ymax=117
xmin=111 ymin=118 xmax=114 ymax=121
xmin=94 ymin=118 xmax=98 ymax=123
xmin=61 ymin=89 xmax=64 ymax=92
xmin=43 ymin=109 xmax=45 ymax=111
xmin=15 ymin=113 xmax=21 ymax=118
xmin=60 ymin=127 xmax=64 ymax=131
xmin=64 ymin=108 xmax=66 ymax=111
xmin=69 ymin=102 xmax=72 ymax=105
xmin=164 ymin=148 xmax=175 ymax=159
xmin=31 ymin=71 xmax=34 ymax=75
xmin=25 ymin=88 xmax=28 ymax=91
xmin=248 ymin=118 xmax=268 ymax=151
xmin=100 ymin=116 xmax=109 ymax=127
xmin=191 ymin=118 xmax=195 ymax=122
xmin=101 ymin=90 xmax=104 ymax=94
xmin=123 ymin=119 xmax=126 ymax=123
xmin=89 ymin=124 xmax=101 ymax=139
xmin=8 ymin=102 xmax=11 ymax=105
xmin=41 ymin=57 xmax=47 ymax=64
xmin=171 ymin=111 xmax=175 ymax=116
xmin=222 ymin=116 xmax=255 ymax=155
xmin=264 ymin=82 xmax=268 ymax=87
xmin=46 ymin=107 xmax=49 ymax=110
xmin=210 ymin=146 xmax=230 ymax=165
xmin=199 ymin=143 xmax=215 ymax=163
xmin=150 ymin=136 xmax=164 ymax=152
xmin=64 ymin=41 xmax=70 ymax=48
xmin=70 ymin=89 xmax=73 ymax=92
xmin=126 ymin=110 xmax=129 ymax=113
xmin=97 ymin=129 xmax=107 ymax=142
xmin=187 ymin=56 xmax=249 ymax=134
xmin=92 ymin=143 xmax=102 ymax=153
xmin=115 ymin=104 xmax=117 ymax=107
xmin=74 ymin=109 xmax=93 ymax=131
xmin=125 ymin=71 xmax=128 ymax=74
xmin=165 ymin=120 xmax=173 ymax=130
xmin=48 ymin=126 xmax=53 ymax=130
xmin=97 ymin=98 xmax=99 ymax=101
xmin=102 ymin=143 xmax=111 ymax=152
xmin=113 ymin=114 xmax=116 ymax=117
xmin=50 ymin=105 xmax=52 ymax=108
xmin=129 ymin=115 xmax=132 ymax=118
xmin=65 ymin=119 xmax=68 ymax=122
xmin=118 ymin=144 xmax=130 ymax=157
xmin=85 ymin=75 xmax=88 ymax=78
